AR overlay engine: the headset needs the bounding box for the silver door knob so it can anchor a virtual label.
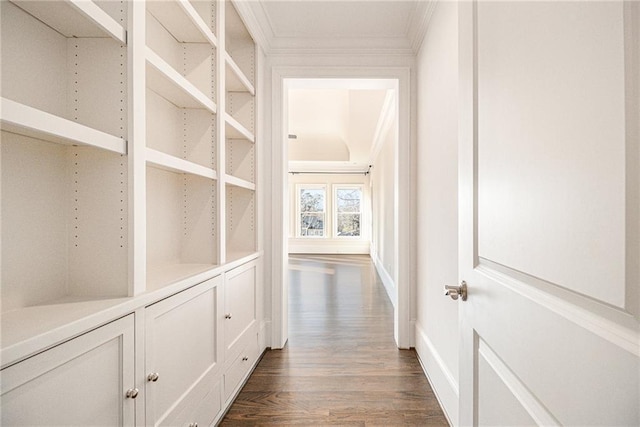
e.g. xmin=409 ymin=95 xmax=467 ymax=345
xmin=125 ymin=388 xmax=139 ymax=399
xmin=147 ymin=372 xmax=159 ymax=382
xmin=444 ymin=281 xmax=467 ymax=301
xmin=225 ymin=313 xmax=232 ymax=319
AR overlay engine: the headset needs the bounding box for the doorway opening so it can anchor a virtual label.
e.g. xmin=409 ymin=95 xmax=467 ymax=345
xmin=277 ymin=76 xmax=406 ymax=347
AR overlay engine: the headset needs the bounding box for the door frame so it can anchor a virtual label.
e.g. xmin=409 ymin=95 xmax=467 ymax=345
xmin=269 ymin=65 xmax=414 ymax=349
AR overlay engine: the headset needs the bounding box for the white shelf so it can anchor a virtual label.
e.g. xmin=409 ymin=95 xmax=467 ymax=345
xmin=146 ymin=47 xmax=217 ymax=114
xmin=225 ymin=174 xmax=255 ymax=191
xmin=0 ymin=98 xmax=126 ymax=155
xmin=225 ymin=52 xmax=255 ymax=95
xmin=147 ymin=0 xmax=217 ymax=46
xmin=146 ymin=148 xmax=217 ymax=180
xmin=11 ymin=0 xmax=126 ymax=43
xmin=146 ymin=263 xmax=218 ymax=293
xmin=224 ymin=113 xmax=254 ymax=142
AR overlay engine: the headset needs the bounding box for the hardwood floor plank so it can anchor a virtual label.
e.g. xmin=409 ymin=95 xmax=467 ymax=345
xmin=220 ymin=255 xmax=449 ymax=426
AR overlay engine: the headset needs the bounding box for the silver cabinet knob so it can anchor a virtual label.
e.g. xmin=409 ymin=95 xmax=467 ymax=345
xmin=444 ymin=281 xmax=468 ymax=301
xmin=242 ymin=356 xmax=248 ymax=361
xmin=126 ymin=388 xmax=139 ymax=399
xmin=147 ymin=372 xmax=159 ymax=382
xmin=225 ymin=313 xmax=232 ymax=319
xmin=188 ymin=423 xmax=198 ymax=427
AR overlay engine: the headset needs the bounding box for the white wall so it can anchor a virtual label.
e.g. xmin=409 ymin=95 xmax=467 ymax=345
xmin=288 ymin=173 xmax=370 ymax=254
xmin=414 ymin=2 xmax=460 ymax=425
xmin=370 ymin=118 xmax=397 ymax=303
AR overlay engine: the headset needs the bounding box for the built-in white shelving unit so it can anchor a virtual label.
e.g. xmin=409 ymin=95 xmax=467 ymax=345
xmin=1 ymin=1 xmax=261 ymax=423
xmin=1 ymin=0 xmax=129 ymax=317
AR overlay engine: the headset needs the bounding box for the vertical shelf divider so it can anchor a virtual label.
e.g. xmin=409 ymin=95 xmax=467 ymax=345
xmin=217 ymin=0 xmax=227 ymax=266
xmin=129 ymin=0 xmax=146 ymax=296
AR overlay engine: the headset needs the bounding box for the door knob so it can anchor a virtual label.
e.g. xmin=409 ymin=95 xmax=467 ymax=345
xmin=147 ymin=372 xmax=159 ymax=382
xmin=125 ymin=388 xmax=139 ymax=399
xmin=444 ymin=281 xmax=467 ymax=301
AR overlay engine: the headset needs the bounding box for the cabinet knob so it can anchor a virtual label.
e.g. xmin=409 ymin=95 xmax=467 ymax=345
xmin=188 ymin=423 xmax=198 ymax=427
xmin=224 ymin=313 xmax=232 ymax=319
xmin=125 ymin=388 xmax=139 ymax=399
xmin=242 ymin=356 xmax=248 ymax=361
xmin=147 ymin=372 xmax=159 ymax=382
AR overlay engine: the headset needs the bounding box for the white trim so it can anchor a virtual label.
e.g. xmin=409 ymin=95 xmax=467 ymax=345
xmin=477 ymin=263 xmax=640 ymax=357
xmin=289 ymin=239 xmax=369 ymax=255
xmin=478 ymin=338 xmax=561 ymax=427
xmin=233 ymin=0 xmax=436 ymax=56
xmin=371 ymin=248 xmax=396 ymax=307
xmin=415 ymin=321 xmax=459 ymax=427
xmin=270 ymin=65 xmax=412 ymax=350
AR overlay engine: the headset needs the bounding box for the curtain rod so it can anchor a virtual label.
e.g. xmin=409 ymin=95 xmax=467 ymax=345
xmin=289 ymin=165 xmax=372 ymax=176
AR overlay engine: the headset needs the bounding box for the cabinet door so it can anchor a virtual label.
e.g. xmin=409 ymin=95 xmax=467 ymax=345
xmin=224 ymin=261 xmax=257 ymax=360
xmin=145 ymin=276 xmax=222 ymax=426
xmin=0 ymin=315 xmax=135 ymax=426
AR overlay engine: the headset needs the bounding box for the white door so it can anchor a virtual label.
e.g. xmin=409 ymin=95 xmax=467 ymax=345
xmin=457 ymin=1 xmax=639 ymax=425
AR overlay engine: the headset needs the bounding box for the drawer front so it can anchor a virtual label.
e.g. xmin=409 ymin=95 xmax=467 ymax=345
xmin=224 ymin=261 xmax=257 ymax=359
xmin=186 ymin=380 xmax=222 ymax=427
xmin=159 ymin=368 xmax=221 ymax=427
xmin=224 ymin=334 xmax=259 ymax=402
xmin=1 ymin=315 xmax=135 ymax=427
xmin=146 ymin=276 xmax=222 ymax=426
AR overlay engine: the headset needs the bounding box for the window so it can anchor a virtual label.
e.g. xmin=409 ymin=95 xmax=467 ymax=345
xmin=334 ymin=186 xmax=362 ymax=237
xmin=298 ymin=185 xmax=326 ymax=237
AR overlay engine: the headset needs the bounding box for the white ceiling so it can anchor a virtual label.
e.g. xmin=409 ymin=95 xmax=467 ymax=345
xmin=240 ymin=0 xmax=435 ymax=55
xmin=286 ymin=79 xmax=395 ymax=172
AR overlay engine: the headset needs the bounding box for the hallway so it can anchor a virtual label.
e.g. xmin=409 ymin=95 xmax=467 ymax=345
xmin=221 ymin=255 xmax=448 ymax=425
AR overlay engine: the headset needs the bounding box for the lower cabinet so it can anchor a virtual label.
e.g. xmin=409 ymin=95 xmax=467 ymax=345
xmin=0 ymin=315 xmax=136 ymax=426
xmin=224 ymin=334 xmax=259 ymax=402
xmin=144 ymin=276 xmax=222 ymax=427
xmin=0 ymin=260 xmax=262 ymax=427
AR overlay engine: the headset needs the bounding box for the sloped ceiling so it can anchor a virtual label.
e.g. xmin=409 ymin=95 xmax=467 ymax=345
xmin=288 ymin=88 xmax=388 ymax=166
xmin=239 ymin=0 xmax=435 ymax=55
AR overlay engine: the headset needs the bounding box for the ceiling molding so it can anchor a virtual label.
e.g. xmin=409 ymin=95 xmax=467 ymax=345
xmin=238 ymin=0 xmax=436 ymax=56
xmin=407 ymin=0 xmax=438 ymax=53
xmin=232 ymin=0 xmax=273 ymax=54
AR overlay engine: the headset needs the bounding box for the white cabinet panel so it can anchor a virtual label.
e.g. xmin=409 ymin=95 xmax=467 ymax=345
xmin=224 ymin=261 xmax=257 ymax=359
xmin=224 ymin=334 xmax=259 ymax=402
xmin=145 ymin=276 xmax=221 ymax=426
xmin=0 ymin=315 xmax=135 ymax=426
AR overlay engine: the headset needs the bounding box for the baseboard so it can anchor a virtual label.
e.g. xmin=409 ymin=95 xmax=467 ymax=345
xmin=415 ymin=321 xmax=459 ymax=427
xmin=260 ymin=319 xmax=270 ymax=350
xmin=288 ymin=239 xmax=370 ymax=254
xmin=371 ymin=250 xmax=396 ymax=306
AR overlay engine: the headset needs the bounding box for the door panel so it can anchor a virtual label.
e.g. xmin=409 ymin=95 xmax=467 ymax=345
xmin=459 ymin=1 xmax=640 ymax=425
xmin=476 ymin=0 xmax=626 ymax=308
xmin=1 ymin=315 xmax=135 ymax=426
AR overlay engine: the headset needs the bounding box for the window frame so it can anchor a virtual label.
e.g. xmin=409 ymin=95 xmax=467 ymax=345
xmin=296 ymin=184 xmax=327 ymax=238
xmin=333 ymin=185 xmax=364 ymax=239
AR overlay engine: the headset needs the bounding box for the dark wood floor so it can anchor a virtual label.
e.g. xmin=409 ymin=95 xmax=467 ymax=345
xmin=221 ymin=254 xmax=449 ymax=426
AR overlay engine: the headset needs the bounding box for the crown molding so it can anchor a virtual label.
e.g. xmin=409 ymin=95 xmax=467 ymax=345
xmin=407 ymin=0 xmax=438 ymax=53
xmin=236 ymin=0 xmax=436 ymax=57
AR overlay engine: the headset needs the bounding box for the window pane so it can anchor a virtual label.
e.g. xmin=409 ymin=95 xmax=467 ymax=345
xmin=300 ymin=213 xmax=325 ymax=236
xmin=337 ymin=213 xmax=360 ymax=237
xmin=336 ymin=188 xmax=361 ymax=213
xmin=300 ymin=188 xmax=325 ymax=212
